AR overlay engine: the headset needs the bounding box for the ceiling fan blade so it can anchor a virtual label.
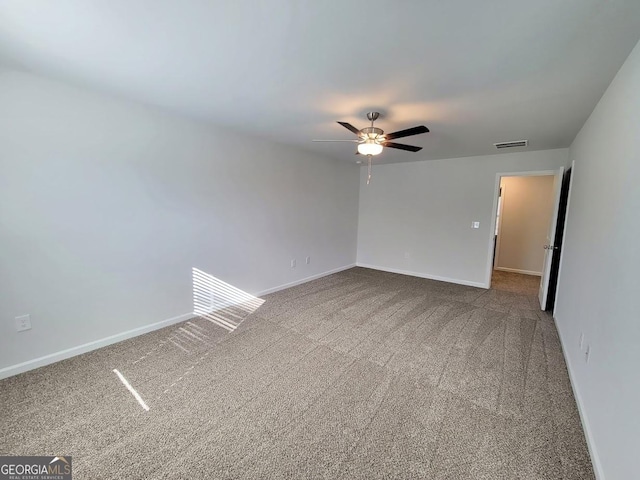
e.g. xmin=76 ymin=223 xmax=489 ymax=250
xmin=312 ymin=139 xmax=360 ymax=142
xmin=383 ymin=142 xmax=423 ymax=152
xmin=337 ymin=121 xmax=361 ymax=135
xmin=384 ymin=125 xmax=429 ymax=140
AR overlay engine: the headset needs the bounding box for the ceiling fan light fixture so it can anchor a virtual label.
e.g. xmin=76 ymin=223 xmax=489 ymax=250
xmin=358 ymin=140 xmax=383 ymax=156
xmin=315 ymin=113 xmax=428 ymax=160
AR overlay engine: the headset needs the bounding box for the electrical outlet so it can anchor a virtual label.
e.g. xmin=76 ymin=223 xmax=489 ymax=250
xmin=291 ymin=259 xmax=296 ymax=268
xmin=15 ymin=314 xmax=32 ymax=332
xmin=472 ymin=221 xmax=480 ymax=229
xmin=305 ymin=256 xmax=310 ymax=265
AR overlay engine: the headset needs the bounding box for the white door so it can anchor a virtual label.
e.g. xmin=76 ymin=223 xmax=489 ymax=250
xmin=539 ymin=167 xmax=565 ymax=310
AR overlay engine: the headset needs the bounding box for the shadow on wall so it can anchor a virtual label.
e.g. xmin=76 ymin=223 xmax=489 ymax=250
xmin=192 ymin=268 xmax=265 ymax=331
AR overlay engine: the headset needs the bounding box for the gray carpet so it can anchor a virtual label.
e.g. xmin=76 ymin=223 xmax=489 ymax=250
xmin=0 ymin=267 xmax=593 ymax=479
xmin=491 ymin=269 xmax=541 ymax=296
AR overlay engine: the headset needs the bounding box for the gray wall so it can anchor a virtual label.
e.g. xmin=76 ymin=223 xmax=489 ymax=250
xmin=356 ymin=149 xmax=567 ymax=287
xmin=0 ymin=70 xmax=360 ymax=373
xmin=555 ymin=39 xmax=640 ymax=480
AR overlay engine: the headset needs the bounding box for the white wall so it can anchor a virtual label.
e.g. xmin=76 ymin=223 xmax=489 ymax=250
xmin=495 ymin=175 xmax=555 ymax=275
xmin=356 ymin=149 xmax=567 ymax=287
xmin=554 ymin=39 xmax=640 ymax=480
xmin=0 ymin=70 xmax=360 ymax=374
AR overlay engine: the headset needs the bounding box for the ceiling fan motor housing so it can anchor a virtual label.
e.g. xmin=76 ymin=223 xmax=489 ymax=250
xmin=361 ymin=126 xmax=384 ymax=139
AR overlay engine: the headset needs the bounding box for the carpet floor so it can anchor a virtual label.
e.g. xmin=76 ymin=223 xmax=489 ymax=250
xmin=491 ymin=269 xmax=541 ymax=296
xmin=1 ymin=267 xmax=593 ymax=479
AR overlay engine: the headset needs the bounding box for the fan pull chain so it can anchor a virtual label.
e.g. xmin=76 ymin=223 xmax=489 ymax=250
xmin=367 ymin=155 xmax=372 ymax=185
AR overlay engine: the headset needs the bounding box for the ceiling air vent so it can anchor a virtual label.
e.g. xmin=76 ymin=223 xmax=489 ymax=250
xmin=494 ymin=140 xmax=528 ymax=149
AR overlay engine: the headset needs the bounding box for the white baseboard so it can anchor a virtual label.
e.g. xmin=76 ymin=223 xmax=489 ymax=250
xmin=0 ymin=312 xmax=194 ymax=380
xmin=256 ymin=263 xmax=357 ymax=296
xmin=555 ymin=323 xmax=604 ymax=480
xmin=356 ymin=263 xmax=487 ymax=289
xmin=0 ymin=263 xmax=358 ymax=380
xmin=494 ymin=266 xmax=542 ymax=276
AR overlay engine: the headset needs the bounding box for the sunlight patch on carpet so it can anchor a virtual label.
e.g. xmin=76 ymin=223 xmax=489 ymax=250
xmin=192 ymin=267 xmax=264 ymax=331
xmin=113 ymin=368 xmax=150 ymax=411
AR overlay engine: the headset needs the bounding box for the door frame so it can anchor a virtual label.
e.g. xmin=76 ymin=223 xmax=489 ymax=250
xmin=538 ymin=167 xmax=564 ymax=309
xmin=483 ymin=169 xmax=557 ymax=289
xmin=552 ymin=160 xmax=575 ymax=317
xmin=493 ymin=184 xmax=506 ymax=270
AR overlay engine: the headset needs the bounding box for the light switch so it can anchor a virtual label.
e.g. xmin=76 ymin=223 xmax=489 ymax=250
xmin=472 ymin=221 xmax=480 ymax=229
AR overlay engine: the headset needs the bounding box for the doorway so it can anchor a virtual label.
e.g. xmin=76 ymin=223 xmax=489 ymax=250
xmin=486 ymin=168 xmax=571 ymax=310
xmin=494 ymin=173 xmax=556 ymax=284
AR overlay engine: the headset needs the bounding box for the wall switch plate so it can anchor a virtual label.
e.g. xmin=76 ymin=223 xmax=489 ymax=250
xmin=15 ymin=314 xmax=32 ymax=332
xmin=472 ymin=221 xmax=480 ymax=229
xmin=305 ymin=256 xmax=310 ymax=265
xmin=579 ymin=333 xmax=584 ymax=350
xmin=291 ymin=259 xmax=296 ymax=268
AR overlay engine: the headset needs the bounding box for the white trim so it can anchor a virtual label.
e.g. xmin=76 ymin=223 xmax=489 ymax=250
xmin=555 ymin=321 xmax=604 ymax=480
xmin=0 ymin=312 xmax=194 ymax=380
xmin=255 ymin=263 xmax=356 ymax=296
xmin=484 ymin=169 xmax=559 ymax=289
xmin=493 ymin=182 xmax=506 ymax=267
xmin=484 ymin=175 xmax=502 ymax=287
xmin=494 ymin=267 xmax=542 ymax=276
xmin=356 ymin=263 xmax=486 ymax=289
xmin=0 ymin=263 xmax=358 ymax=380
xmin=497 ymin=169 xmax=557 ymax=178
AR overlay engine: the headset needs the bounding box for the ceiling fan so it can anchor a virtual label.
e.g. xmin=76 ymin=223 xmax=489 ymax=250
xmin=313 ymin=112 xmax=429 ymax=156
xmin=313 ymin=112 xmax=429 ymax=183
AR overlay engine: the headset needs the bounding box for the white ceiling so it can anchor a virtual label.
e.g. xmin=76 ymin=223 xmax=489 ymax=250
xmin=1 ymin=0 xmax=639 ymax=164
